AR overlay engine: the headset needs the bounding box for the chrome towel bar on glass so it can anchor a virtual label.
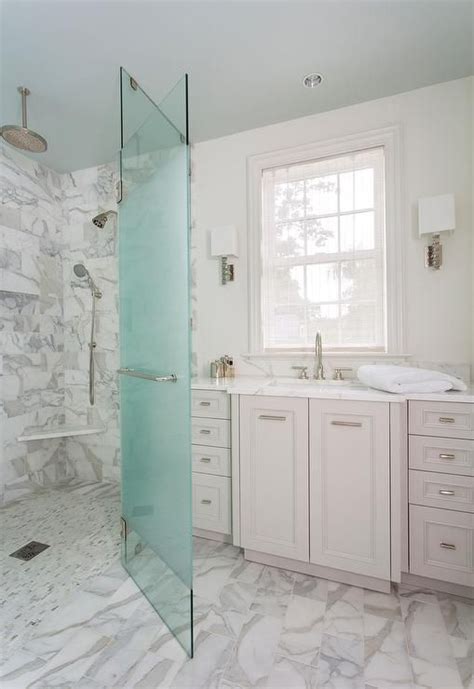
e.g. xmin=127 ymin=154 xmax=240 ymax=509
xmin=118 ymin=368 xmax=177 ymax=383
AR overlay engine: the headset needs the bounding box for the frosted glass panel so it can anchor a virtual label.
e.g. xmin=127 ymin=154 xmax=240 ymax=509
xmin=119 ymin=68 xmax=193 ymax=657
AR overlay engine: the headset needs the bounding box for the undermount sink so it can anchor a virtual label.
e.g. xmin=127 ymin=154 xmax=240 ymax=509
xmin=270 ymin=378 xmax=353 ymax=387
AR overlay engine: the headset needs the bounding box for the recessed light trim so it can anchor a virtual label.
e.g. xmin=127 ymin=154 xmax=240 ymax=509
xmin=303 ymin=73 xmax=323 ymax=88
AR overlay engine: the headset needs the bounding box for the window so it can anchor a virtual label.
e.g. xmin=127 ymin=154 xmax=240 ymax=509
xmin=248 ymin=129 xmax=403 ymax=354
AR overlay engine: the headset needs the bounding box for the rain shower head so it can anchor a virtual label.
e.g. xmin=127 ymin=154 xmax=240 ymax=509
xmin=1 ymin=87 xmax=47 ymax=153
xmin=92 ymin=210 xmax=117 ymax=229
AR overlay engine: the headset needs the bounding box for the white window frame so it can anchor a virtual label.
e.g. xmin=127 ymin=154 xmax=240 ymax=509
xmin=247 ymin=126 xmax=404 ymax=355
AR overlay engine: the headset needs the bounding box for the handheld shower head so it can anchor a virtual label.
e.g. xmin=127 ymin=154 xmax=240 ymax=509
xmin=92 ymin=210 xmax=117 ymax=229
xmin=73 ymin=263 xmax=88 ymax=279
xmin=73 ymin=263 xmax=101 ymax=298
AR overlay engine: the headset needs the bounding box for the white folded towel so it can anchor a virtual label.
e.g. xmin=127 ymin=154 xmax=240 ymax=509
xmin=357 ymin=365 xmax=467 ymax=394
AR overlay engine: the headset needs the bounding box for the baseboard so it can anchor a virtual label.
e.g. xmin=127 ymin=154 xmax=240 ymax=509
xmin=193 ymin=527 xmax=232 ymax=544
xmin=401 ymin=572 xmax=474 ymax=600
xmin=245 ymin=549 xmax=391 ymax=593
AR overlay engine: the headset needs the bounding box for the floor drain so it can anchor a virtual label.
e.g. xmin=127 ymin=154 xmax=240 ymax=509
xmin=9 ymin=541 xmax=50 ymax=561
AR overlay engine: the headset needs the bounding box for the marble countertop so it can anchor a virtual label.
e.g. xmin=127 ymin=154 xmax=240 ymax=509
xmin=191 ymin=376 xmax=474 ymax=403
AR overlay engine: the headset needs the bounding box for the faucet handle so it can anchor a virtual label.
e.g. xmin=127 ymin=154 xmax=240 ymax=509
xmin=292 ymin=366 xmax=309 ymax=380
xmin=333 ymin=367 xmax=353 ymax=381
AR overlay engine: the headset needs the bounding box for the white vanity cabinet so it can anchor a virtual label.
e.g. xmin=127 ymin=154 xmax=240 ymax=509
xmin=191 ymin=388 xmax=232 ymax=538
xmin=239 ymin=395 xmax=309 ymax=561
xmin=408 ymin=400 xmax=474 ymax=587
xmin=309 ymin=399 xmax=391 ymax=580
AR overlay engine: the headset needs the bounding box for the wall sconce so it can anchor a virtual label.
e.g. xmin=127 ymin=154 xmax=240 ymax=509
xmin=418 ymin=193 xmax=455 ymax=270
xmin=210 ymin=226 xmax=238 ymax=284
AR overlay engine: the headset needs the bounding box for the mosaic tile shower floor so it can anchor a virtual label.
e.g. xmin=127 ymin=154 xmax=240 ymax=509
xmin=1 ymin=483 xmax=472 ymax=688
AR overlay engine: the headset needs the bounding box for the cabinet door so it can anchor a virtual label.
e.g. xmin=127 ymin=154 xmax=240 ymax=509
xmin=240 ymin=395 xmax=309 ymax=561
xmin=310 ymin=399 xmax=390 ymax=579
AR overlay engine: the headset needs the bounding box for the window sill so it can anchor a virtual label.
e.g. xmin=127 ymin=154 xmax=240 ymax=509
xmin=243 ymin=352 xmax=412 ymax=359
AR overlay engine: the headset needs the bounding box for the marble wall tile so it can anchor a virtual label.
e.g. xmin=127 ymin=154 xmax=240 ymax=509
xmin=1 ymin=146 xmax=66 ymax=503
xmin=1 ymin=147 xmax=121 ymax=501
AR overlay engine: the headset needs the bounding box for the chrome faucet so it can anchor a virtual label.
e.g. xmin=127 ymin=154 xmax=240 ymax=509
xmin=314 ymin=331 xmax=324 ymax=380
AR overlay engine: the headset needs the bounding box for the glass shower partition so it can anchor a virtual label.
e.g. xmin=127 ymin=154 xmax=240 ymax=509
xmin=118 ymin=68 xmax=193 ymax=656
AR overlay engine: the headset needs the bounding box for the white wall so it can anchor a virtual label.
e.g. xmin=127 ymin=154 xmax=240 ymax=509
xmin=192 ymin=77 xmax=473 ymax=379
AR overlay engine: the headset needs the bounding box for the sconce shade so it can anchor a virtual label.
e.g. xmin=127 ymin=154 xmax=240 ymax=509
xmin=418 ymin=193 xmax=455 ymax=237
xmin=211 ymin=226 xmax=238 ymax=257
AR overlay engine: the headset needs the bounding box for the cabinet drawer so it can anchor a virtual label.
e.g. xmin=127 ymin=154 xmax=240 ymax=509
xmin=409 ymin=401 xmax=474 ymax=440
xmin=409 ymin=470 xmax=474 ymax=513
xmin=409 ymin=505 xmax=474 ymax=586
xmin=192 ymin=418 xmax=230 ymax=448
xmin=192 ymin=390 xmax=230 ymax=419
xmin=192 ymin=445 xmax=231 ymax=477
xmin=409 ymin=435 xmax=474 ymax=476
xmin=192 ymin=474 xmax=231 ymax=534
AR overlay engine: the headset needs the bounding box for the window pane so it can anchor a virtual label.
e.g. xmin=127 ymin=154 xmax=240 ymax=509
xmin=274 ymin=180 xmax=304 ymax=221
xmin=267 ymin=303 xmax=306 ymax=347
xmin=271 ymin=265 xmax=305 ymax=304
xmin=306 ymin=217 xmax=338 ymax=255
xmin=340 ymin=212 xmax=374 ymax=252
xmin=339 ymin=171 xmax=354 ymax=212
xmin=275 ymin=221 xmax=305 ymax=257
xmin=307 ymin=263 xmax=339 ymax=303
xmin=340 ymin=302 xmax=377 ymax=345
xmin=340 ymin=259 xmax=376 ymax=301
xmin=306 ymin=175 xmax=338 ymax=215
xmin=354 ymin=167 xmax=374 ymax=210
xmin=307 ymin=303 xmax=339 ymax=347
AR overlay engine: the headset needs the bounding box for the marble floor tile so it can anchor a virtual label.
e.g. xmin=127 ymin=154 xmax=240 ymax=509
xmin=222 ymin=612 xmax=282 ymax=688
xmin=229 ymin=554 xmax=265 ymax=585
xmin=1 ymin=481 xmax=121 ymax=658
xmin=439 ymin=597 xmax=474 ymax=640
xmin=277 ymin=594 xmax=326 ymax=667
xmin=449 ymin=636 xmax=474 ymax=689
xmin=402 ymin=599 xmax=463 ymax=689
xmin=257 ymin=565 xmax=296 ymax=592
xmin=193 ymin=595 xmax=248 ymax=639
xmin=2 ymin=481 xmax=471 ymax=689
xmin=293 ymin=572 xmax=329 ymax=602
xmin=169 ymin=630 xmax=234 ymax=689
xmin=264 ymin=655 xmax=319 ymax=689
xmin=217 ymin=580 xmax=258 ymax=613
xmin=397 ymin=585 xmax=439 ymax=607
xmin=193 ymin=554 xmax=238 ymax=602
xmin=321 ymin=634 xmax=364 ymax=667
xmin=250 ymin=586 xmax=293 ymax=620
xmin=364 ymin=613 xmax=413 ymax=689
xmin=364 ymin=590 xmax=402 ymax=621
xmin=319 ymin=651 xmax=364 ymax=689
xmin=324 ymin=583 xmax=364 ymax=641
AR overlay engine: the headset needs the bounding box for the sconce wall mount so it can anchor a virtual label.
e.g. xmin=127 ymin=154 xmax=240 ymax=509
xmin=210 ymin=225 xmax=238 ymax=285
xmin=418 ymin=193 xmax=455 ymax=271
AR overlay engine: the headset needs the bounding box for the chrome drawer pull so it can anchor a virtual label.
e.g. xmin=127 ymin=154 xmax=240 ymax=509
xmin=439 ymin=453 xmax=455 ymax=460
xmin=331 ymin=420 xmax=362 ymax=427
xmin=439 ymin=417 xmax=455 ymax=423
xmin=440 ymin=542 xmax=456 ymax=550
xmin=200 ymin=429 xmax=211 ymax=434
xmin=199 ymin=401 xmax=211 ymax=406
xmin=200 ymin=457 xmax=211 ymax=463
xmin=201 ymin=499 xmax=212 ymax=505
xmin=259 ymin=415 xmax=286 ymax=421
xmin=439 ymin=489 xmax=455 ymax=496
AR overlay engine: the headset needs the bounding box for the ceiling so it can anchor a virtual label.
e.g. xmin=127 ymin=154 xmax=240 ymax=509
xmin=1 ymin=0 xmax=472 ymax=173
